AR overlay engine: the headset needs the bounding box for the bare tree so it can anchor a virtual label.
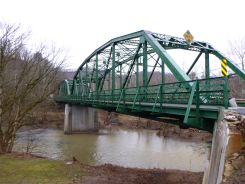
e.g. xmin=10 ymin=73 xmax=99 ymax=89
xmin=227 ymin=38 xmax=245 ymax=98
xmin=228 ymin=38 xmax=245 ymax=71
xmin=0 ymin=23 xmax=65 ymax=153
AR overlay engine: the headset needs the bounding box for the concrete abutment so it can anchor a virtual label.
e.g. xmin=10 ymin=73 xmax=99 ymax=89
xmin=203 ymin=108 xmax=244 ymax=184
xmin=64 ymin=104 xmax=98 ymax=134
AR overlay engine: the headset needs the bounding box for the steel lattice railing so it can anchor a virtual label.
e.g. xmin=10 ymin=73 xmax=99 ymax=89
xmin=55 ymin=76 xmax=229 ymax=108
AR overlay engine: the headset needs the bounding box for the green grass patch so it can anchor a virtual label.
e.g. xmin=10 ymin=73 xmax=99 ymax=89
xmin=0 ymin=154 xmax=84 ymax=184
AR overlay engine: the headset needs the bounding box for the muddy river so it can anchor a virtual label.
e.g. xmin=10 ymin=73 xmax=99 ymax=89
xmin=14 ymin=127 xmax=210 ymax=171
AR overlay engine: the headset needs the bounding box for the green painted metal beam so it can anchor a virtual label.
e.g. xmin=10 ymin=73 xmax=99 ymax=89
xmin=183 ymin=81 xmax=197 ymax=124
xmin=143 ymin=31 xmax=191 ymax=83
xmin=122 ymin=43 xmax=142 ymax=88
xmin=120 ymin=64 xmax=122 ymax=89
xmin=186 ymin=52 xmax=202 ymax=75
xmin=112 ymin=44 xmax=116 ymax=97
xmin=161 ymin=58 xmax=165 ymax=84
xmin=96 ymin=49 xmax=155 ymax=86
xmin=136 ymin=58 xmax=139 ymax=88
xmin=143 ymin=41 xmax=148 ymax=87
xmin=224 ymin=76 xmax=229 ymax=108
xmin=147 ymin=57 xmax=160 ymax=85
xmin=96 ymin=53 xmax=99 ymax=96
xmin=213 ymin=50 xmax=245 ymax=80
xmin=85 ymin=63 xmax=88 ymax=79
xmin=205 ymin=52 xmax=210 ymax=79
xmin=64 ymin=80 xmax=71 ymax=95
xmin=99 ymin=46 xmax=113 ymax=92
xmin=108 ymin=72 xmax=110 ymax=91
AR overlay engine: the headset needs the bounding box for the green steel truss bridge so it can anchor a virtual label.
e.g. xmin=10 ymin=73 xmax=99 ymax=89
xmin=55 ymin=30 xmax=245 ymax=132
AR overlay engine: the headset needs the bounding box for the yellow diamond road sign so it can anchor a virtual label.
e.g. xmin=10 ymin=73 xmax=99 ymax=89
xmin=183 ymin=30 xmax=194 ymax=43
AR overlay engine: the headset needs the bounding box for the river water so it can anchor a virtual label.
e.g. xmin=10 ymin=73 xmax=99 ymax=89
xmin=14 ymin=127 xmax=210 ymax=172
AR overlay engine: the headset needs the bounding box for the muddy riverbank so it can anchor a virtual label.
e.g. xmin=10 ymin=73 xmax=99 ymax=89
xmin=80 ymin=162 xmax=203 ymax=184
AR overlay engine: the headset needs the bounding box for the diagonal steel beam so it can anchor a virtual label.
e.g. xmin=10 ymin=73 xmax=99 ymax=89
xmin=213 ymin=50 xmax=245 ymax=80
xmin=122 ymin=43 xmax=142 ymax=89
xmin=143 ymin=31 xmax=191 ymax=85
xmin=186 ymin=52 xmax=203 ymax=75
xmin=99 ymin=46 xmax=113 ymax=92
xmin=147 ymin=57 xmax=160 ymax=85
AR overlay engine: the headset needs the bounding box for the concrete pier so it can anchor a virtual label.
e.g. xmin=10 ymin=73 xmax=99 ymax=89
xmin=64 ymin=104 xmax=98 ymax=134
xmin=202 ymin=109 xmax=244 ymax=184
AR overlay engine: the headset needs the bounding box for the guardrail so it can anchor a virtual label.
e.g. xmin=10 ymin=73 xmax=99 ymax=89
xmin=55 ymin=76 xmax=229 ymax=108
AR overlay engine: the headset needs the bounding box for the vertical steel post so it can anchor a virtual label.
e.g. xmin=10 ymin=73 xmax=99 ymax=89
xmin=85 ymin=63 xmax=88 ymax=94
xmin=108 ymin=72 xmax=111 ymax=91
xmin=85 ymin=62 xmax=88 ymax=81
xmin=196 ymin=80 xmax=200 ymax=127
xmin=205 ymin=52 xmax=210 ymax=103
xmin=160 ymin=85 xmax=163 ymax=112
xmin=120 ymin=64 xmax=122 ymax=89
xmin=161 ymin=58 xmax=165 ymax=103
xmin=205 ymin=52 xmax=210 ymax=82
xmin=161 ymin=58 xmax=165 ymax=84
xmin=136 ymin=57 xmax=139 ymax=88
xmin=224 ymin=76 xmax=229 ymax=108
xmin=78 ymin=71 xmax=82 ymax=95
xmin=112 ymin=44 xmax=116 ymax=102
xmin=96 ymin=54 xmax=99 ymax=98
xmin=143 ymin=41 xmax=148 ymax=87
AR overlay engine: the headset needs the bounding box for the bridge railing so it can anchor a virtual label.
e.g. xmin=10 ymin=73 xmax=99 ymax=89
xmin=55 ymin=76 xmax=229 ymax=108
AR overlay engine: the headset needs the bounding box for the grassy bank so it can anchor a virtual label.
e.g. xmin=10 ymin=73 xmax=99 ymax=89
xmin=0 ymin=153 xmax=204 ymax=184
xmin=0 ymin=153 xmax=83 ymax=184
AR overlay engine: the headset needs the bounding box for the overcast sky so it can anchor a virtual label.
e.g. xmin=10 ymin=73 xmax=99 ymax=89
xmin=1 ymin=0 xmax=245 ymax=71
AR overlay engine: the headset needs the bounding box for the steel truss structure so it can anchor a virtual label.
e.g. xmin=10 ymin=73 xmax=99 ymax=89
xmin=55 ymin=30 xmax=245 ymax=131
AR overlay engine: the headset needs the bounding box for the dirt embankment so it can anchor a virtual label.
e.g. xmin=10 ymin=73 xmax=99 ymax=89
xmin=222 ymin=111 xmax=245 ymax=184
xmin=81 ymin=163 xmax=203 ymax=184
xmin=222 ymin=148 xmax=245 ymax=184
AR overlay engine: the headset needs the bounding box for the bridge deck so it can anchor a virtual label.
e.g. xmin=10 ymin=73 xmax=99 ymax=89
xmin=90 ymin=100 xmax=221 ymax=111
xmin=69 ymin=99 xmax=221 ymax=120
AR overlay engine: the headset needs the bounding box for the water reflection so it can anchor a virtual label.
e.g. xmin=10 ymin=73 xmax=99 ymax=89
xmin=14 ymin=127 xmax=210 ymax=171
